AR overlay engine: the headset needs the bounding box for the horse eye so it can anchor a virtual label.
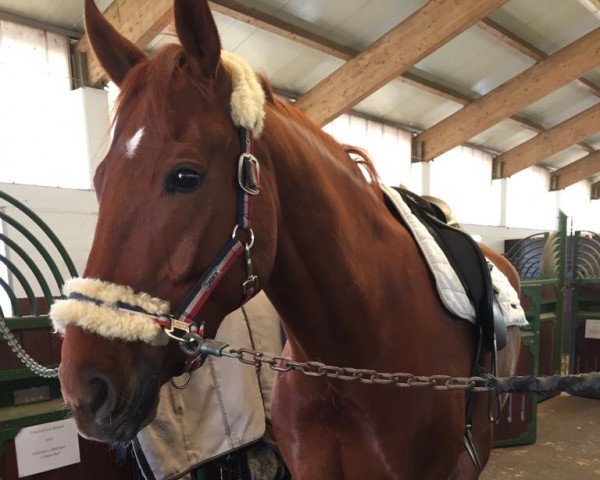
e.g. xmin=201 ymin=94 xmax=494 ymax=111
xmin=165 ymin=167 xmax=204 ymax=194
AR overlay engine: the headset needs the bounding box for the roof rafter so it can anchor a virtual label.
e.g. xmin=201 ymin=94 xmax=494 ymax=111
xmin=182 ymin=1 xmax=598 ymax=153
xmin=81 ymin=0 xmax=595 ymax=157
xmin=413 ymin=27 xmax=600 ymax=162
xmin=205 ymin=1 xmax=484 ymax=106
xmin=550 ymin=151 xmax=600 ymax=190
xmin=294 ymin=0 xmax=508 ymax=126
xmin=77 ymin=0 xmax=173 ymax=85
xmin=494 ymin=102 xmax=600 ymax=178
xmin=79 ymin=0 xmax=598 ymax=164
xmin=205 ymin=1 xmax=474 ymax=106
xmin=189 ymin=1 xmax=553 ymax=136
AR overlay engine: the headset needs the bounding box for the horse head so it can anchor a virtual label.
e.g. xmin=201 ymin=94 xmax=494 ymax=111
xmin=53 ymin=0 xmax=279 ymax=442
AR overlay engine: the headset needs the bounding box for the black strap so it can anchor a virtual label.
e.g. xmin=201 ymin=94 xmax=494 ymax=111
xmin=463 ymin=326 xmax=484 ymax=471
xmin=131 ymin=438 xmax=156 ymax=480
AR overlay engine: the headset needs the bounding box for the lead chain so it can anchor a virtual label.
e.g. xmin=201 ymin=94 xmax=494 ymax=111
xmin=210 ymin=344 xmax=600 ymax=395
xmin=217 ymin=346 xmax=493 ymax=392
xmin=0 ymin=319 xmax=59 ymax=378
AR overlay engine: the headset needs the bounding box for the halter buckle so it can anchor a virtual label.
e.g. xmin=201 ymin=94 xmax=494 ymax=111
xmin=164 ymin=319 xmax=191 ymax=341
xmin=238 ymin=152 xmax=260 ymax=195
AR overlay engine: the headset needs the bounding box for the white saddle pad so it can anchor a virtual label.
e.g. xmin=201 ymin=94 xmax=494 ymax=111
xmin=382 ymin=186 xmax=527 ymax=328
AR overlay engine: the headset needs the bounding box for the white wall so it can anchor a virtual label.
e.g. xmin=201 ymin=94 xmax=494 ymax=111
xmin=0 ymin=83 xmax=109 ymax=311
xmin=0 ymin=21 xmax=110 ymax=190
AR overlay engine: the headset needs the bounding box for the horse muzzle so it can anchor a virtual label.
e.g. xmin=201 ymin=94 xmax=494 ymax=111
xmin=59 ymin=343 xmax=161 ymax=443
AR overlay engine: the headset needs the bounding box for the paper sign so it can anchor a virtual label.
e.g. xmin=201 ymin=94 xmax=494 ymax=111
xmin=585 ymin=319 xmax=600 ymax=340
xmin=15 ymin=418 xmax=80 ymax=477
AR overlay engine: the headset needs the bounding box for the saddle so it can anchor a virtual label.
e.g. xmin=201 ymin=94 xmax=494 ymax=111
xmin=386 ymin=187 xmax=507 ymax=352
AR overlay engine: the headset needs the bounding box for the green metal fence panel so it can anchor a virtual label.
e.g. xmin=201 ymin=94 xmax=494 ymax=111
xmin=0 ymin=190 xmax=78 ymax=459
xmin=569 ymin=230 xmax=600 ymax=399
xmin=494 ymin=213 xmax=568 ymax=447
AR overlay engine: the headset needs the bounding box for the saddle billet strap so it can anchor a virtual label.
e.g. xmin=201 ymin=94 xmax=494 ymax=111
xmin=464 ymin=326 xmax=484 ymax=471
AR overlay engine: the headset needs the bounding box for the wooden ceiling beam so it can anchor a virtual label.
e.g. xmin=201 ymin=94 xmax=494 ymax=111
xmin=106 ymin=0 xmax=557 ymax=141
xmin=414 ymin=28 xmax=600 ymax=162
xmin=477 ymin=18 xmax=600 ymax=98
xmin=200 ymin=1 xmax=555 ymax=136
xmin=202 ymin=1 xmax=474 ymax=106
xmin=494 ymin=102 xmax=600 ymax=178
xmin=79 ymin=0 xmax=599 ymax=165
xmin=200 ymin=5 xmax=577 ymax=139
xmin=207 ymin=1 xmax=600 ymax=138
xmin=77 ymin=0 xmax=174 ymax=85
xmin=550 ymin=151 xmax=600 ymax=190
xmin=294 ymin=0 xmax=508 ymax=126
xmin=191 ymin=2 xmax=598 ymax=153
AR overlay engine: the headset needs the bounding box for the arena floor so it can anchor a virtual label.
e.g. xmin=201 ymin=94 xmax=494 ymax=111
xmin=482 ymin=394 xmax=600 ymax=479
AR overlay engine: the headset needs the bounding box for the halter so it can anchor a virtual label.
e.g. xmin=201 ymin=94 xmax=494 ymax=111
xmin=51 ymin=127 xmax=261 ymax=373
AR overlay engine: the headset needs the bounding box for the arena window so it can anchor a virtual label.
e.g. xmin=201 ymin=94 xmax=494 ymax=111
xmin=0 ymin=20 xmax=91 ymax=189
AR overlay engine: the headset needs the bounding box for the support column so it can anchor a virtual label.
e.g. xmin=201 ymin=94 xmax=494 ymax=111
xmin=499 ymin=177 xmax=508 ymax=227
xmin=421 ymin=159 xmax=431 ymax=196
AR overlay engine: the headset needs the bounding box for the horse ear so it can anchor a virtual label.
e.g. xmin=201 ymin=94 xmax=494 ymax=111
xmin=174 ymin=0 xmax=221 ymax=77
xmin=84 ymin=0 xmax=146 ymax=86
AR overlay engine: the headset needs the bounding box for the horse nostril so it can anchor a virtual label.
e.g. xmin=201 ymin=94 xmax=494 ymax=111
xmin=88 ymin=377 xmax=109 ymax=414
xmin=82 ymin=371 xmax=117 ymax=420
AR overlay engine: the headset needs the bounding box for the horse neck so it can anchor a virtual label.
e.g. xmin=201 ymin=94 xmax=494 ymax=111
xmin=259 ymin=106 xmax=425 ymax=361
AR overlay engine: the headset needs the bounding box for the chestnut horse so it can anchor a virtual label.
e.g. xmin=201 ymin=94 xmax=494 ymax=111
xmin=56 ymin=0 xmax=520 ymax=478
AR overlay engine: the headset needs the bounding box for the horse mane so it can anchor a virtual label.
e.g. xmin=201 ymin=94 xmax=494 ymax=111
xmin=262 ymin=85 xmax=383 ymax=200
xmin=343 ymin=146 xmax=384 ymax=201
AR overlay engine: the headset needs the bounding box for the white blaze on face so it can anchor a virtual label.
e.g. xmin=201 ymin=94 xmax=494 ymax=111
xmin=125 ymin=127 xmax=145 ymax=159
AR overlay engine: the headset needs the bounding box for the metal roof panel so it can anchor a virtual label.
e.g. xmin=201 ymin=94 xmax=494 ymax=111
xmin=469 ymin=120 xmax=538 ymax=153
xmin=542 ymin=145 xmax=590 ymax=170
xmin=518 ymin=84 xmax=600 ymax=129
xmin=412 ymin=26 xmax=535 ymax=97
xmin=488 ymin=0 xmax=600 ymax=54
